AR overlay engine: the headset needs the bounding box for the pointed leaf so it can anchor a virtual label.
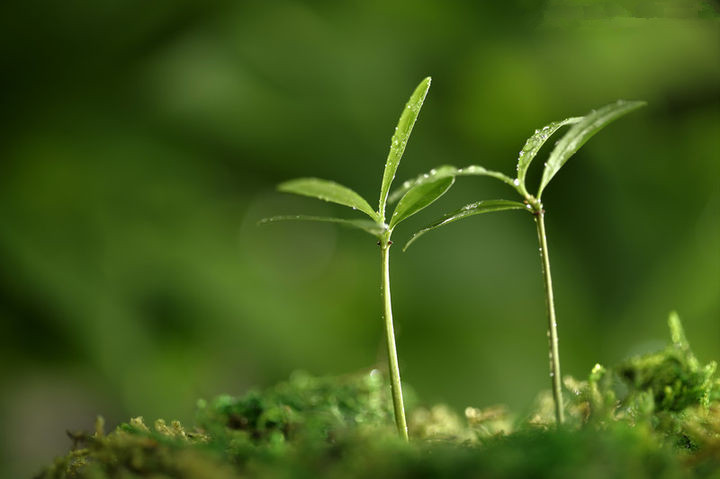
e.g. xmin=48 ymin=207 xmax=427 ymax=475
xmin=456 ymin=165 xmax=517 ymax=188
xmin=388 ymin=165 xmax=514 ymax=203
xmin=278 ymin=178 xmax=378 ymax=221
xmin=258 ymin=215 xmax=385 ymax=237
xmin=378 ymin=77 xmax=432 ymax=219
xmin=538 ymin=100 xmax=646 ymax=198
xmin=403 ymin=200 xmax=528 ymax=251
xmin=389 ymin=176 xmax=455 ymax=229
xmin=388 ymin=165 xmax=457 ymax=203
xmin=516 ymin=117 xmax=582 ymax=190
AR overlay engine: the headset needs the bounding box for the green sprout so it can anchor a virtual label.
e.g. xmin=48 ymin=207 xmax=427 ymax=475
xmin=260 ymin=77 xmax=453 ymax=440
xmin=394 ymin=100 xmax=647 ymax=425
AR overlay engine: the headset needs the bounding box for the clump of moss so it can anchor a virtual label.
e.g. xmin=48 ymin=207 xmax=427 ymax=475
xmin=196 ymin=369 xmax=396 ymax=443
xmin=39 ymin=416 xmax=232 ymax=479
xmin=37 ymin=369 xmax=400 ymax=479
xmin=36 ymin=315 xmax=720 ymax=479
xmin=545 ymin=313 xmax=720 ymax=455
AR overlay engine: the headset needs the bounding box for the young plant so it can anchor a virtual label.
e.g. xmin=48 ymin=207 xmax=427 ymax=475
xmin=393 ymin=100 xmax=647 ymax=425
xmin=260 ymin=77 xmax=453 ymax=440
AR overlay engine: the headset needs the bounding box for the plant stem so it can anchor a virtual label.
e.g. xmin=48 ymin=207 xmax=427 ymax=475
xmin=534 ymin=210 xmax=565 ymax=425
xmin=380 ymin=239 xmax=409 ymax=440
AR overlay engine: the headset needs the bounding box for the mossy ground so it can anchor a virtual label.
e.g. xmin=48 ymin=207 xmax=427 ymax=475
xmin=38 ymin=316 xmax=720 ymax=478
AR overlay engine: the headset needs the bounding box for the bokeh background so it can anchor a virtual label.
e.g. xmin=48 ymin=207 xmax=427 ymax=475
xmin=1 ymin=0 xmax=718 ymax=476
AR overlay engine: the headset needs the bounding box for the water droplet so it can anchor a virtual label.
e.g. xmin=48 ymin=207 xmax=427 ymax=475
xmin=549 ymin=372 xmax=555 ymax=377
xmin=429 ymin=169 xmax=437 ymax=175
xmin=422 ymin=174 xmax=429 ymax=179
xmin=513 ymin=179 xmax=520 ymax=186
xmin=519 ymin=151 xmax=524 ymax=157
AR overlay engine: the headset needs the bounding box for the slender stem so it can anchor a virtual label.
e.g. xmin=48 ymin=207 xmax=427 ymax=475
xmin=380 ymin=238 xmax=409 ymax=440
xmin=534 ymin=210 xmax=565 ymax=425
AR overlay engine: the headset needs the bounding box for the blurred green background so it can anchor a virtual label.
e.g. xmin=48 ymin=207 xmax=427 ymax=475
xmin=1 ymin=0 xmax=718 ymax=476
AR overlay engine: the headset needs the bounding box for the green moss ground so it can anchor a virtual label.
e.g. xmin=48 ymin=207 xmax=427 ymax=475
xmin=37 ymin=315 xmax=720 ymax=478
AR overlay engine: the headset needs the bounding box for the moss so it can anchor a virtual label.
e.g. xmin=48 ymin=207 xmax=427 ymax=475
xmin=548 ymin=313 xmax=720 ymax=456
xmin=36 ymin=315 xmax=720 ymax=479
xmin=616 ymin=312 xmax=717 ymax=413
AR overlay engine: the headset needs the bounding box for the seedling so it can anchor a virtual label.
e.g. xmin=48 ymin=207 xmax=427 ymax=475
xmin=393 ymin=100 xmax=646 ymax=425
xmin=260 ymin=77 xmax=454 ymax=439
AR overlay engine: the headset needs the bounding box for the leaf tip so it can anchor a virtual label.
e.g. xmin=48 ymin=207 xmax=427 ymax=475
xmin=617 ymin=99 xmax=648 ymax=112
xmin=416 ymin=76 xmax=432 ymax=98
xmin=276 ymin=179 xmax=295 ymax=193
xmin=402 ymin=236 xmax=417 ymax=252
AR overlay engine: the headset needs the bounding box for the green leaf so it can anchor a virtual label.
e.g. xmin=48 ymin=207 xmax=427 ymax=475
xmin=278 ymin=178 xmax=379 ymax=221
xmin=516 ymin=117 xmax=582 ymax=191
xmin=388 ymin=165 xmax=457 ymax=203
xmin=258 ymin=215 xmax=385 ymax=237
xmin=389 ymin=176 xmax=455 ymax=229
xmin=378 ymin=77 xmax=432 ymax=220
xmin=537 ymin=100 xmax=646 ymax=198
xmin=403 ymin=200 xmax=528 ymax=251
xmin=457 ymin=165 xmax=516 ymax=188
xmin=388 ymin=165 xmax=514 ymax=203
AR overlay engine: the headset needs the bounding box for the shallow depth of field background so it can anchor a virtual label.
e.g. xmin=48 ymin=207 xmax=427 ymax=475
xmin=1 ymin=0 xmax=719 ymax=476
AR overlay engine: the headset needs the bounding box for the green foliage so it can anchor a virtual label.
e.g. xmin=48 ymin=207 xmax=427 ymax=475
xmin=388 ymin=165 xmax=515 ymax=204
xmin=277 ymin=178 xmax=380 ymax=221
xmin=378 ymin=77 xmax=432 ymax=220
xmin=404 ymin=200 xmax=527 ymax=251
xmin=3 ymin=4 xmax=717 ymax=477
xmin=260 ymin=78 xmax=453 ymax=440
xmin=537 ymin=100 xmax=647 ymax=198
xmin=389 ymin=176 xmax=454 ymax=229
xmin=263 ymin=77 xmax=446 ymax=235
xmin=401 ymin=99 xmax=647 ymax=247
xmin=258 ymin=215 xmax=386 ymax=237
xmin=396 ymin=100 xmax=646 ymax=425
xmin=515 ymin=117 xmax=582 ymax=194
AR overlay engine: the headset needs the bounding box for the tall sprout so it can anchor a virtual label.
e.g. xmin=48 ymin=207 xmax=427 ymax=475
xmin=395 ymin=100 xmax=647 ymax=425
xmin=260 ymin=78 xmax=453 ymax=439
